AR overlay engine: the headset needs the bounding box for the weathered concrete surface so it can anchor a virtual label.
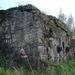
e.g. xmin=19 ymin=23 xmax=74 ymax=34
xmin=0 ymin=4 xmax=70 ymax=69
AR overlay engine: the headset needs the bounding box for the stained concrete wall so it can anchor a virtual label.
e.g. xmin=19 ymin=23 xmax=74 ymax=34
xmin=0 ymin=5 xmax=70 ymax=69
xmin=37 ymin=22 xmax=70 ymax=63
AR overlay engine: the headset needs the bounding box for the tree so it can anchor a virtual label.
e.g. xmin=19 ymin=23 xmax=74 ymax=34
xmin=66 ymin=14 xmax=74 ymax=30
xmin=58 ymin=9 xmax=75 ymax=49
xmin=58 ymin=9 xmax=66 ymax=23
xmin=58 ymin=9 xmax=74 ymax=31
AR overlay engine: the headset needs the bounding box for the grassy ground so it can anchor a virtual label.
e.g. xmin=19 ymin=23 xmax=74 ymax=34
xmin=0 ymin=54 xmax=75 ymax=75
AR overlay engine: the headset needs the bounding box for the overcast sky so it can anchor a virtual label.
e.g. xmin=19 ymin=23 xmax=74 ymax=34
xmin=0 ymin=0 xmax=75 ymax=18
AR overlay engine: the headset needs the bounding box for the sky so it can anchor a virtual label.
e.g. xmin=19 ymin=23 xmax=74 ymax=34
xmin=0 ymin=0 xmax=75 ymax=18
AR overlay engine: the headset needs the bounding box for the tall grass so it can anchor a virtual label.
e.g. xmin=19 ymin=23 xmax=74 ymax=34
xmin=46 ymin=55 xmax=75 ymax=75
xmin=0 ymin=53 xmax=75 ymax=75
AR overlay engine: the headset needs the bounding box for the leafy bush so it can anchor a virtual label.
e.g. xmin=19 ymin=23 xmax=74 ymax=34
xmin=0 ymin=67 xmax=6 ymax=75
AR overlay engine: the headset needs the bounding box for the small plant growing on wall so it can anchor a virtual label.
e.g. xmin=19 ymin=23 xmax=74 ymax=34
xmin=39 ymin=58 xmax=49 ymax=70
xmin=57 ymin=46 xmax=62 ymax=53
xmin=40 ymin=58 xmax=49 ymax=66
xmin=49 ymin=20 xmax=56 ymax=26
xmin=48 ymin=40 xmax=54 ymax=49
xmin=50 ymin=42 xmax=54 ymax=49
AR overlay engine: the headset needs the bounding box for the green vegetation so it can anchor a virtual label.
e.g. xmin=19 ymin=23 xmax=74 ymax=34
xmin=0 ymin=52 xmax=75 ymax=75
xmin=70 ymin=39 xmax=75 ymax=48
xmin=59 ymin=21 xmax=63 ymax=25
xmin=40 ymin=58 xmax=49 ymax=66
xmin=38 ymin=11 xmax=49 ymax=25
xmin=18 ymin=4 xmax=40 ymax=12
xmin=50 ymin=42 xmax=54 ymax=49
xmin=49 ymin=20 xmax=56 ymax=26
xmin=0 ymin=4 xmax=74 ymax=75
xmin=38 ymin=12 xmax=57 ymax=27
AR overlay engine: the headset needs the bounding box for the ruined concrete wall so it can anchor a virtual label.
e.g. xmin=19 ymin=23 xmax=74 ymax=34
xmin=37 ymin=15 xmax=70 ymax=63
xmin=0 ymin=5 xmax=70 ymax=68
xmin=0 ymin=6 xmax=40 ymax=68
